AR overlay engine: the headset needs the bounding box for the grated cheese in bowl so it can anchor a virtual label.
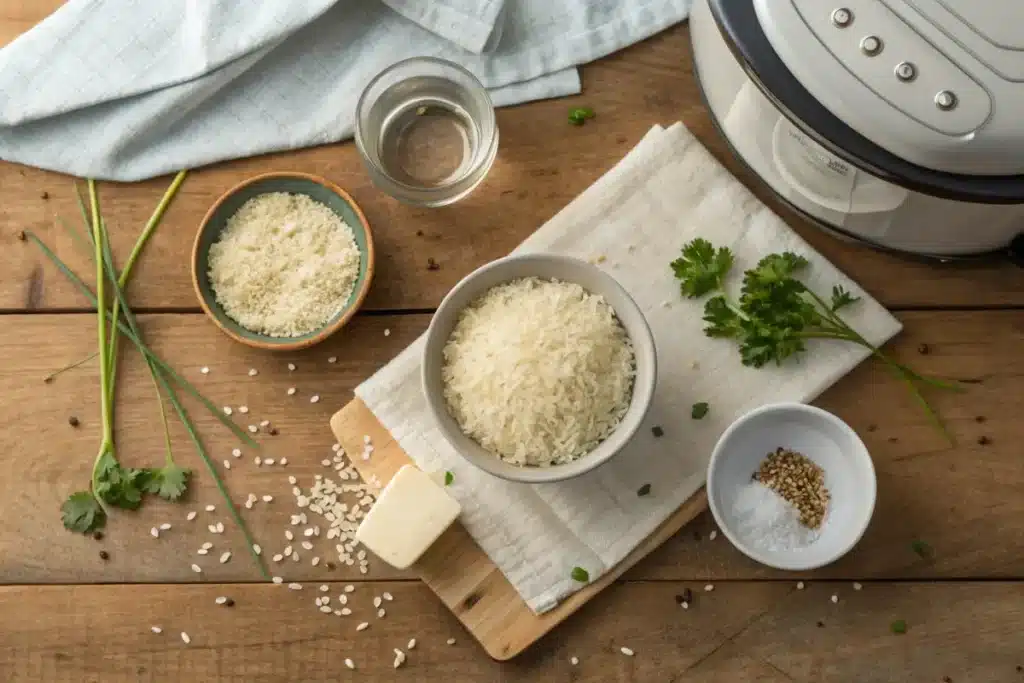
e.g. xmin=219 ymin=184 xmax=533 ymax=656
xmin=207 ymin=192 xmax=361 ymax=338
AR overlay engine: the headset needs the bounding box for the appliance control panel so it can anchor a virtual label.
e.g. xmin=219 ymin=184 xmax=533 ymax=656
xmin=791 ymin=0 xmax=990 ymax=136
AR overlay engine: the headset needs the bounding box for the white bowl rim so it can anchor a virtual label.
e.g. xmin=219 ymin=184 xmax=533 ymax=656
xmin=706 ymin=401 xmax=877 ymax=571
xmin=421 ymin=252 xmax=657 ymax=484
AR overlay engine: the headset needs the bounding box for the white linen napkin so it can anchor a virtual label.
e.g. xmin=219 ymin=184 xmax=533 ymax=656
xmin=0 ymin=0 xmax=692 ymax=181
xmin=355 ymin=122 xmax=902 ymax=613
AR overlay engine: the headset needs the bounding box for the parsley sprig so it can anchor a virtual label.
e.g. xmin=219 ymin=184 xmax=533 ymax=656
xmin=671 ymin=239 xmax=961 ymax=439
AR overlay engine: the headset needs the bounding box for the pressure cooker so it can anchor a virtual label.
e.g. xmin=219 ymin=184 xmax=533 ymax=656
xmin=691 ymin=0 xmax=1024 ymax=262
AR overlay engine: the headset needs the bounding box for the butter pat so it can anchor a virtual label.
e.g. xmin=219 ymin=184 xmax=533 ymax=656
xmin=356 ymin=465 xmax=461 ymax=569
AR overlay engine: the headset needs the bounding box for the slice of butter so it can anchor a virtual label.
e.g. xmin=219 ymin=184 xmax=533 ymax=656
xmin=356 ymin=464 xmax=461 ymax=569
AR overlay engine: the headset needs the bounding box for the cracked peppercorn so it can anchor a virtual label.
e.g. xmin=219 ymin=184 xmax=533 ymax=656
xmin=68 ymin=416 xmax=80 ymax=428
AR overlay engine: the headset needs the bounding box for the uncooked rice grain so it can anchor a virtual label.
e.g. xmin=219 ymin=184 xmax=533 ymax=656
xmin=207 ymin=192 xmax=361 ymax=338
xmin=441 ymin=277 xmax=634 ymax=467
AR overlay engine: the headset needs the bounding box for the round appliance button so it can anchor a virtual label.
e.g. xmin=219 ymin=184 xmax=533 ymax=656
xmin=860 ymin=35 xmax=883 ymax=56
xmin=934 ymin=90 xmax=958 ymax=111
xmin=831 ymin=8 xmax=853 ymax=27
xmin=895 ymin=61 xmax=917 ymax=82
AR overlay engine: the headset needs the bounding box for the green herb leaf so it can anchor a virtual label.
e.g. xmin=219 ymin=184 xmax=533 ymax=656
xmin=670 ymin=239 xmax=734 ymax=298
xmin=568 ymin=113 xmax=585 ymax=126
xmin=691 ymin=402 xmax=709 ymax=420
xmin=890 ymin=619 xmax=908 ymax=635
xmin=93 ymin=451 xmax=144 ymax=511
xmin=830 ymin=284 xmax=860 ymax=312
xmin=637 ymin=483 xmax=651 ymax=497
xmin=140 ymin=464 xmax=191 ymax=502
xmin=569 ymin=106 xmax=595 ymax=120
xmin=444 ymin=471 xmax=454 ymax=486
xmin=570 ymin=566 xmax=590 ymax=583
xmin=910 ymin=539 xmax=933 ymax=559
xmin=61 ymin=491 xmax=106 ymax=533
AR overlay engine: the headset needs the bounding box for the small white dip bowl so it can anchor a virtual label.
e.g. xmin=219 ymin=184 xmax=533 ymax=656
xmin=422 ymin=253 xmax=657 ymax=484
xmin=706 ymin=402 xmax=876 ymax=571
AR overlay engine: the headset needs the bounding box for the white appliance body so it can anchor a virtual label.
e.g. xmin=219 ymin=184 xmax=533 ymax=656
xmin=691 ymin=0 xmax=1024 ymax=258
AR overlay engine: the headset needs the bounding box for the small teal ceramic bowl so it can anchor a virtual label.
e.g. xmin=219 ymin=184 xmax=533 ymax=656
xmin=192 ymin=172 xmax=375 ymax=351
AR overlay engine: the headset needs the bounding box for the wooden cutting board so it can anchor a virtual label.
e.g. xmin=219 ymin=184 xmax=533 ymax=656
xmin=330 ymin=398 xmax=708 ymax=660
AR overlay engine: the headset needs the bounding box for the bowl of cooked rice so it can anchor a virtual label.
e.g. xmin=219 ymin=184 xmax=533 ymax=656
xmin=422 ymin=253 xmax=657 ymax=483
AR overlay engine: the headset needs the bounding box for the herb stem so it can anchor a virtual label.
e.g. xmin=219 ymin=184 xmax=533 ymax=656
xmin=88 ymin=180 xmax=113 ymax=447
xmin=44 ymin=351 xmax=99 ymax=383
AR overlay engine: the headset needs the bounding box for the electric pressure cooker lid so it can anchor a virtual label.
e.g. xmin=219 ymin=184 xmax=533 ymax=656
xmin=710 ymin=0 xmax=1024 ymax=203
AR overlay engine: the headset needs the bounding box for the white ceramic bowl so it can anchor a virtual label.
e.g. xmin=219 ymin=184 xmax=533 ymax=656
xmin=422 ymin=253 xmax=657 ymax=484
xmin=706 ymin=403 xmax=876 ymax=571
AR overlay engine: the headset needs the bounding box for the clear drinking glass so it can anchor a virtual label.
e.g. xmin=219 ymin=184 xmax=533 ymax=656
xmin=355 ymin=57 xmax=498 ymax=208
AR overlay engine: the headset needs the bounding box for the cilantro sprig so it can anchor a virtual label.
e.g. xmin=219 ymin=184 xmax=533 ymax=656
xmin=671 ymin=239 xmax=961 ymax=440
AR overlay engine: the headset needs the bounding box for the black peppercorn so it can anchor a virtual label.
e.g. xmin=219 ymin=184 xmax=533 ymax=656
xmin=223 ymin=598 xmax=235 ymax=607
xmin=917 ymin=343 xmax=930 ymax=355
xmin=41 ymin=191 xmax=50 ymax=200
xmin=93 ymin=530 xmax=104 ymax=541
xmin=426 ymin=257 xmax=440 ymax=271
xmin=651 ymin=425 xmax=664 ymax=438
xmin=268 ymin=427 xmax=279 ymax=436
xmin=17 ymin=230 xmax=26 ymax=241
xmin=99 ymin=550 xmax=109 ymax=560
xmin=978 ymin=435 xmax=992 ymax=446
xmin=68 ymin=416 xmax=80 ymax=427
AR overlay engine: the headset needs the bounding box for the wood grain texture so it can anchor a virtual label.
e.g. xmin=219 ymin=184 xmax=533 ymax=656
xmin=1 ymin=581 xmax=1021 ymax=682
xmin=331 ymin=399 xmax=709 ymax=660
xmin=2 ymin=27 xmax=1022 ymax=313
xmin=2 ymin=311 xmax=1020 ymax=587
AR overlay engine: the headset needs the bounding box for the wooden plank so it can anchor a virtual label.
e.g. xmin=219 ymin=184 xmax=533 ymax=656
xmin=1 ymin=581 xmax=1022 ymax=681
xmin=0 ymin=0 xmax=58 ymax=48
xmin=2 ymin=26 xmax=1022 ymax=313
xmin=331 ymin=398 xmax=708 ymax=659
xmin=1 ymin=311 xmax=1020 ymax=589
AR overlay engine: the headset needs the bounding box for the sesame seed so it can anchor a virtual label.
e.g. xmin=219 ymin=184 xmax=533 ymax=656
xmin=304 ymin=528 xmax=314 ymax=537
xmin=259 ymin=420 xmax=270 ymax=428
xmin=248 ymin=425 xmax=258 ymax=433
xmin=382 ymin=592 xmax=393 ymax=601
xmin=332 ymin=443 xmax=341 ymax=452
xmin=341 ymin=607 xmax=352 ymax=615
xmin=315 ymin=597 xmax=323 ymax=607
xmin=284 ymin=546 xmax=293 ymax=557
xmin=321 ymin=459 xmax=331 ymax=467
xmin=287 ymin=387 xmax=296 ymax=396
xmin=159 ymin=523 xmax=172 ymax=531
xmin=202 ymin=542 xmax=213 ymax=550
xmin=150 ymin=527 xmax=159 ymax=538
xmin=328 ymin=356 xmax=337 ymax=364
xmin=797 ymin=581 xmax=805 ymax=590
xmin=310 ymin=395 xmax=320 ymax=404
xmin=223 ymin=406 xmax=233 ymax=415
xmin=288 ymin=363 xmax=296 ymax=371
xmin=248 ymin=368 xmax=258 ymax=377
xmin=446 ymin=638 xmax=456 ymax=645
xmin=338 ymin=595 xmax=348 ymax=605
xmin=181 ymin=632 xmax=191 ymax=644
xmin=373 ymin=596 xmax=382 ymax=608
xmin=253 ymin=544 xmax=262 ymax=555
xmin=220 ymin=551 xmax=232 ymax=564
xmin=200 ymin=367 xmax=210 ymax=375
xmin=344 ymin=584 xmax=355 ymax=593
xmin=223 ymin=460 xmax=231 ymax=469
xmin=384 ymin=328 xmax=391 ymax=337
xmin=272 ymin=554 xmax=283 ymax=562
xmin=286 ymin=529 xmax=295 ymax=540
xmin=263 ymin=495 xmax=274 ymax=503
xmin=853 ymin=582 xmax=863 ymax=591
xmin=344 ymin=659 xmax=355 ymax=670
xmin=356 ymin=622 xmax=369 ymax=632
xmin=320 ymin=585 xmax=330 ymax=592
xmin=186 ymin=511 xmax=197 ymax=521
xmin=620 ymin=647 xmax=635 ymax=656
xmin=709 ymin=530 xmax=718 ymax=540
xmin=204 ymin=505 xmax=215 ymax=512
xmin=232 ymin=448 xmax=242 ymax=457
xmin=288 ymin=476 xmax=297 ymax=485
xmin=377 ymin=608 xmax=386 ymax=618
xmin=244 ymin=500 xmax=253 ymax=510
xmin=319 ymin=605 xmax=333 ymax=614
xmin=280 ymin=457 xmax=288 ymax=465
xmin=831 ymin=594 xmax=839 ymax=604
xmin=408 ymin=638 xmax=416 ymax=650
xmin=215 ymin=596 xmax=228 ymax=605
xmin=312 ymin=557 xmax=321 ymax=566
xmin=254 ymin=457 xmax=262 ymax=466
xmin=151 ymin=626 xmax=162 ymax=634
xmin=570 ymin=656 xmax=579 ymax=665
xmin=681 ymin=601 xmax=689 ymax=609
xmin=191 ymin=564 xmax=202 ymax=574
xmin=704 ymin=584 xmax=714 ymax=592
xmin=272 ymin=576 xmax=283 ymax=584
xmin=239 ymin=406 xmax=249 ymax=414
xmin=216 ymin=522 xmax=224 ymax=533
xmin=288 ymin=583 xmax=303 ymax=591
xmin=393 ymin=650 xmax=405 ymax=669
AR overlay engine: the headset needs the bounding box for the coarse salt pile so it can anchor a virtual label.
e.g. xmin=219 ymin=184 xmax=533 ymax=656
xmin=207 ymin=192 xmax=361 ymax=338
xmin=730 ymin=480 xmax=821 ymax=551
xmin=441 ymin=277 xmax=635 ymax=467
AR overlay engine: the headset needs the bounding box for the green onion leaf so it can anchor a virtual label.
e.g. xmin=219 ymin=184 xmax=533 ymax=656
xmin=570 ymin=566 xmax=590 ymax=583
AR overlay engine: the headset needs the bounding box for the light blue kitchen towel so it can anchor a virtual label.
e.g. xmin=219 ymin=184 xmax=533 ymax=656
xmin=0 ymin=0 xmax=693 ymax=181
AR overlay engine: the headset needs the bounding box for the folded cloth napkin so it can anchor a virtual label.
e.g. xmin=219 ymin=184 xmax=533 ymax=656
xmin=0 ymin=0 xmax=692 ymax=181
xmin=356 ymin=122 xmax=902 ymax=614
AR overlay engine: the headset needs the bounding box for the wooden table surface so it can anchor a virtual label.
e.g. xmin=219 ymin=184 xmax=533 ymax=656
xmin=3 ymin=5 xmax=1024 ymax=682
